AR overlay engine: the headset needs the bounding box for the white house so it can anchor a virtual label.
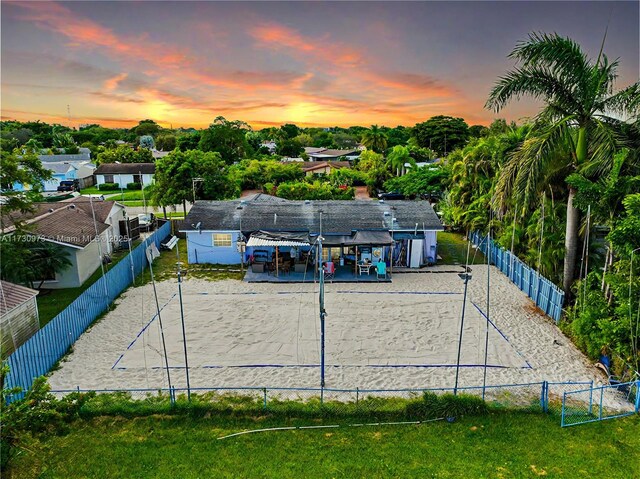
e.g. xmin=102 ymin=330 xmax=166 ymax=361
xmin=1 ymin=199 xmax=126 ymax=289
xmin=94 ymin=163 xmax=155 ymax=189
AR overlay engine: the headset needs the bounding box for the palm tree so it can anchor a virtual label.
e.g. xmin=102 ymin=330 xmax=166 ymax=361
xmin=27 ymin=240 xmax=72 ymax=289
xmin=386 ymin=145 xmax=415 ymax=176
xmin=486 ymin=32 xmax=639 ymax=295
xmin=361 ymin=125 xmax=388 ymax=153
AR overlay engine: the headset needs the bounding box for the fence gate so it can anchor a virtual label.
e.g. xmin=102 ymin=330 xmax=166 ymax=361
xmin=561 ymin=381 xmax=639 ymax=427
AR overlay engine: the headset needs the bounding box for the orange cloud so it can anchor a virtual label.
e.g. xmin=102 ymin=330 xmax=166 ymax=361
xmin=251 ymin=23 xmax=365 ymax=69
xmin=103 ymin=73 xmax=128 ymax=91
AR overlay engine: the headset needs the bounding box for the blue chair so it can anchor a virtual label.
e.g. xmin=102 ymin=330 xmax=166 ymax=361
xmin=376 ymin=260 xmax=387 ymax=280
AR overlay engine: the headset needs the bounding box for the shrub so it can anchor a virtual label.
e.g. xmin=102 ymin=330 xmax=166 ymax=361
xmin=98 ymin=182 xmax=120 ymax=191
xmin=126 ymin=182 xmax=142 ymax=190
xmin=404 ymin=392 xmax=488 ymax=420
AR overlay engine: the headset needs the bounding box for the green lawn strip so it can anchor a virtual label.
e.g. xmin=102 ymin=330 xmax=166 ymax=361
xmin=36 ymin=243 xmax=139 ymax=327
xmin=137 ymin=239 xmax=244 ymax=284
xmin=79 ymin=187 xmax=151 ymax=201
xmin=437 ymin=231 xmax=486 ymax=265
xmin=10 ymin=413 xmax=639 ymax=478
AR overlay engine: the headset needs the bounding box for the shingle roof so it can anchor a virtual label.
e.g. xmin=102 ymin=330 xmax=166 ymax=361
xmin=94 ymin=163 xmax=155 ymax=175
xmin=1 ymin=203 xmax=110 ymax=247
xmin=27 ymin=205 xmax=110 ymax=247
xmin=302 ymin=161 xmax=350 ymax=172
xmin=44 ymin=162 xmax=79 ymax=174
xmin=0 ymin=280 xmax=38 ymax=316
xmin=60 ymin=197 xmax=121 ymax=223
xmin=183 ymin=198 xmax=442 ymax=234
xmin=2 ymin=199 xmax=119 ymax=230
xmin=308 ymin=149 xmax=359 ymax=158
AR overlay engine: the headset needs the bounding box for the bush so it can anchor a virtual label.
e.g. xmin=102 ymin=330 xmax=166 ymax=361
xmin=98 ymin=183 xmax=120 ymax=191
xmin=404 ymin=392 xmax=488 ymax=420
xmin=126 ymin=182 xmax=142 ymax=190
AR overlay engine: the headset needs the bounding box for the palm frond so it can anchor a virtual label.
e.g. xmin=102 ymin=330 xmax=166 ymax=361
xmin=510 ymin=32 xmax=591 ymax=78
xmin=598 ymin=81 xmax=640 ymax=118
xmin=486 ymin=67 xmax=582 ymax=113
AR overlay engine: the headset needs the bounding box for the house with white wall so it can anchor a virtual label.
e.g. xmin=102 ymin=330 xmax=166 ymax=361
xmin=94 ymin=163 xmax=155 ymax=188
xmin=1 ymin=199 xmax=126 ymax=288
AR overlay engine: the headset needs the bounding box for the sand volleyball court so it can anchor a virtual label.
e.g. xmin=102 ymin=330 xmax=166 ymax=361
xmin=48 ymin=267 xmax=603 ymax=391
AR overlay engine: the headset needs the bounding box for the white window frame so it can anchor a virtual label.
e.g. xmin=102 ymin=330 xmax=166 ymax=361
xmin=213 ymin=233 xmax=232 ymax=247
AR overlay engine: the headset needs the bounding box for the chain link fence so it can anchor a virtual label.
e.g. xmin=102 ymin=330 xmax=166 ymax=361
xmin=46 ymin=380 xmax=640 ymax=425
xmin=561 ymin=382 xmax=639 ymax=427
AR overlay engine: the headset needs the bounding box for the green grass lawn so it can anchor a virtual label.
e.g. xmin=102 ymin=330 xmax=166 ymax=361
xmin=36 ymin=244 xmax=139 ymax=327
xmin=9 ymin=412 xmax=639 ymax=478
xmin=138 ymin=239 xmax=244 ymax=283
xmin=438 ymin=231 xmax=486 ymax=265
xmin=79 ymin=186 xmax=151 ymax=201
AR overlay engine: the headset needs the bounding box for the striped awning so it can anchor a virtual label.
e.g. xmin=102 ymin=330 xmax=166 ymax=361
xmin=246 ymin=231 xmax=310 ymax=247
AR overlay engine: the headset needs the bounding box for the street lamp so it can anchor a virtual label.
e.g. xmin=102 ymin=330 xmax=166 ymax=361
xmin=192 ymin=178 xmax=204 ymax=204
xmin=454 ymin=270 xmax=472 ymax=395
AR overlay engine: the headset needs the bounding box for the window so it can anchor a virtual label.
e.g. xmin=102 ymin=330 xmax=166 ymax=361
xmin=104 ymin=174 xmax=114 ymax=183
xmin=322 ymin=248 xmax=330 ymax=261
xmin=213 ymin=233 xmax=232 ymax=247
xmin=133 ymin=174 xmax=142 ymax=184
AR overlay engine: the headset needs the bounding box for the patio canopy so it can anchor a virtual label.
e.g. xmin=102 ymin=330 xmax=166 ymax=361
xmin=246 ymin=230 xmax=311 ymax=247
xmin=343 ymin=230 xmax=394 ymax=246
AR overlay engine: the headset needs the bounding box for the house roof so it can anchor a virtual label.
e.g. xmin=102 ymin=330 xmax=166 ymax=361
xmin=183 ymin=197 xmax=442 ymax=234
xmin=301 ymin=161 xmax=350 ymax=172
xmin=94 ymin=163 xmax=155 ymax=175
xmin=304 ymin=147 xmax=327 ymax=154
xmin=2 ymin=199 xmax=119 ymax=230
xmin=1 ymin=202 xmax=112 ymax=247
xmin=45 ymin=162 xmax=79 ymax=175
xmin=307 ymin=149 xmax=359 ymax=159
xmin=25 ymin=205 xmax=110 ymax=248
xmin=0 ymin=280 xmax=38 ymax=316
xmin=60 ymin=197 xmax=122 ymax=223
xmin=38 ymin=148 xmax=91 ymax=162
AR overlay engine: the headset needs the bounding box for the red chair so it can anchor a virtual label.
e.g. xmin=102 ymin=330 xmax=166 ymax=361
xmin=323 ymin=261 xmax=335 ymax=281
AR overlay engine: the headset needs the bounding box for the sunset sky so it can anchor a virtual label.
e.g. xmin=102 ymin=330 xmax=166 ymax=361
xmin=1 ymin=1 xmax=638 ymax=130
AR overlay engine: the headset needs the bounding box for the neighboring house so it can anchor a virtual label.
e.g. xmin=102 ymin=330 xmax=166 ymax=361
xmin=260 ymin=140 xmax=277 ymax=154
xmin=306 ymin=148 xmax=360 ymax=162
xmin=181 ymin=194 xmax=442 ymax=268
xmin=301 ymin=161 xmax=351 ymax=177
xmin=94 ymin=163 xmax=155 ymax=188
xmin=1 ymin=199 xmax=126 ymax=289
xmin=0 ymin=280 xmax=39 ymax=356
xmin=12 ymin=159 xmax=96 ymax=192
xmin=151 ymin=150 xmax=171 ymax=160
xmin=37 ymin=147 xmax=91 ymax=163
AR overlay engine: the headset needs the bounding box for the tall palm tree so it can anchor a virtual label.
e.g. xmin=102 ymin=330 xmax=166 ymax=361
xmin=386 ymin=145 xmax=415 ymax=176
xmin=361 ymin=125 xmax=388 ymax=153
xmin=486 ymin=32 xmax=639 ymax=295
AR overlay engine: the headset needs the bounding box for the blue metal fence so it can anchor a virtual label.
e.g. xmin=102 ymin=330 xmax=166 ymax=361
xmin=4 ymin=222 xmax=171 ymax=399
xmin=470 ymin=231 xmax=565 ymax=322
xmin=561 ymin=381 xmax=640 ymax=427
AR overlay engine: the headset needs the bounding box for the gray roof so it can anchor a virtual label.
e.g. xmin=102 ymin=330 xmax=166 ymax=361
xmin=39 ymin=148 xmax=91 ymax=162
xmin=94 ymin=163 xmax=155 ymax=175
xmin=45 ymin=162 xmax=79 ymax=175
xmin=183 ymin=197 xmax=442 ymax=234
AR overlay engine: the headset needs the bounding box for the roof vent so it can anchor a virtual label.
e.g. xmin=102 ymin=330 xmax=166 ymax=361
xmin=304 ymin=199 xmax=311 ymax=204
xmin=392 ymin=217 xmax=397 ymax=222
xmin=378 ymin=199 xmax=385 ymax=204
xmin=48 ymin=208 xmax=54 ymax=213
xmin=383 ymin=211 xmax=390 ymax=216
xmin=68 ymin=205 xmax=76 ymax=210
xmin=236 ymin=205 xmax=243 ymax=210
xmin=240 ymin=200 xmax=247 ymax=205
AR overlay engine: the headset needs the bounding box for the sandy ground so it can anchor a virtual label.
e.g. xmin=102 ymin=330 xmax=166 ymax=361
xmin=48 ymin=264 xmax=618 ymax=399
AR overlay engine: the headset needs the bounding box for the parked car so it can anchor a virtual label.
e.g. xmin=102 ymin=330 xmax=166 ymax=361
xmin=57 ymin=180 xmax=78 ymax=192
xmin=377 ymin=191 xmax=405 ymax=200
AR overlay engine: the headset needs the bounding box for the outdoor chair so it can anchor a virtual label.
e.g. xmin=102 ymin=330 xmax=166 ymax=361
xmin=324 ymin=261 xmax=335 ymax=281
xmin=376 ymin=261 xmax=387 ymax=280
xmin=358 ymin=262 xmax=372 ymax=275
xmin=596 ymin=355 xmax=635 ymax=398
